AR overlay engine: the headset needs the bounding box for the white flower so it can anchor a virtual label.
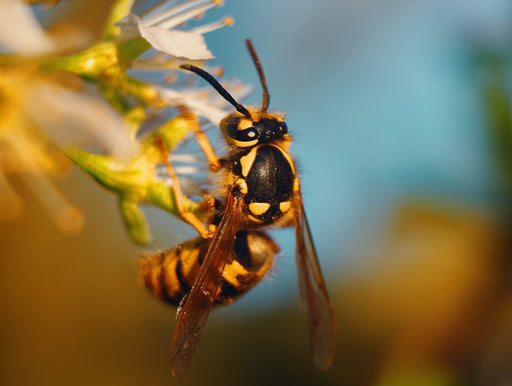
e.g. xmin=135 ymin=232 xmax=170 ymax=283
xmin=117 ymin=0 xmax=231 ymax=62
xmin=115 ymin=0 xmax=247 ymax=125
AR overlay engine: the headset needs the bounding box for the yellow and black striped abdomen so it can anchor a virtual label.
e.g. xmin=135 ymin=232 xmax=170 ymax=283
xmin=139 ymin=231 xmax=279 ymax=306
xmin=139 ymin=237 xmax=206 ymax=306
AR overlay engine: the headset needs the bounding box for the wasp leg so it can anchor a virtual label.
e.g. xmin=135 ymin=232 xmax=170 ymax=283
xmin=177 ymin=105 xmax=222 ymax=173
xmin=197 ymin=196 xmax=217 ymax=212
xmin=154 ymin=137 xmax=212 ymax=239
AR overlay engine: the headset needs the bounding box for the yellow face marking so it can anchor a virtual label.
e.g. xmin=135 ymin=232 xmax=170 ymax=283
xmin=249 ymin=202 xmax=270 ymax=216
xmin=239 ymin=146 xmax=259 ymax=177
xmin=232 ymin=139 xmax=258 ymax=148
xmin=238 ymin=118 xmax=253 ymax=130
xmin=279 ymin=201 xmax=292 ymax=213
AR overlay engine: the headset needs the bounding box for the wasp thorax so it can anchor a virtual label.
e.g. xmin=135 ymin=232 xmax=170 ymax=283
xmin=222 ymin=114 xmax=288 ymax=148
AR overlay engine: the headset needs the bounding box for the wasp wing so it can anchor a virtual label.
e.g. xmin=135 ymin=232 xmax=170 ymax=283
xmin=294 ymin=193 xmax=336 ymax=370
xmin=169 ymin=190 xmax=245 ymax=379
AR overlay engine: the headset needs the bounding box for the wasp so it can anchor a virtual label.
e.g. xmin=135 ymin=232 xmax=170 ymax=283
xmin=141 ymin=39 xmax=336 ymax=378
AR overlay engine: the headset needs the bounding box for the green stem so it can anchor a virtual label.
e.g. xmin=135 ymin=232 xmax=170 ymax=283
xmin=102 ymin=0 xmax=136 ymax=41
xmin=41 ymin=42 xmax=119 ymax=78
xmin=119 ymin=196 xmax=150 ymax=245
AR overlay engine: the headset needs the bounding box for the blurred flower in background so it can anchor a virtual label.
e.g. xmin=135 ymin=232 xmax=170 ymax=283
xmin=0 ymin=0 xmax=133 ymax=232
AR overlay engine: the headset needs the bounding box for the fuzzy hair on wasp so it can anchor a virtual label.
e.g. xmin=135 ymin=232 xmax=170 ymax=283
xmin=140 ymin=38 xmax=336 ymax=378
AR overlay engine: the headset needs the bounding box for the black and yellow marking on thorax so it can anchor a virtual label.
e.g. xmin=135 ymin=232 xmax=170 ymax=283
xmin=232 ymin=144 xmax=296 ymax=224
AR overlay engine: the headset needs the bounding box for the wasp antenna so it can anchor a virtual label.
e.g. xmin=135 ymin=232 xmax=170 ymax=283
xmin=245 ymin=38 xmax=270 ymax=113
xmin=180 ymin=64 xmax=252 ymax=120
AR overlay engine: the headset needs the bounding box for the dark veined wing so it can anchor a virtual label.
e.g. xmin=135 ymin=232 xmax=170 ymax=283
xmin=169 ymin=189 xmax=245 ymax=379
xmin=294 ymin=192 xmax=336 ymax=370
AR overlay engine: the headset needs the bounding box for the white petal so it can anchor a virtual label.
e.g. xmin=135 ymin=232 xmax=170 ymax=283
xmin=0 ymin=0 xmax=54 ymax=54
xmin=23 ymin=82 xmax=138 ymax=157
xmin=157 ymin=87 xmax=226 ymax=124
xmin=140 ymin=27 xmax=214 ymax=61
xmin=141 ymin=0 xmax=210 ymax=28
xmin=117 ymin=14 xmax=214 ymax=61
xmin=116 ymin=14 xmax=141 ymax=41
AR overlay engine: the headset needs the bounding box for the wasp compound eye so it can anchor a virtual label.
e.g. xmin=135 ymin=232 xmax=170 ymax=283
xmin=234 ymin=127 xmax=260 ymax=142
xmin=280 ymin=122 xmax=288 ymax=134
xmin=226 ymin=117 xmax=261 ymax=146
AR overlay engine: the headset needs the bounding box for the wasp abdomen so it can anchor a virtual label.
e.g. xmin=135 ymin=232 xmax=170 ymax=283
xmin=139 ymin=238 xmax=206 ymax=306
xmin=139 ymin=231 xmax=278 ymax=306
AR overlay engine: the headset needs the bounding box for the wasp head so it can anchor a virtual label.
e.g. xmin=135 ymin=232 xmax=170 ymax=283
xmin=221 ymin=114 xmax=288 ymax=148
